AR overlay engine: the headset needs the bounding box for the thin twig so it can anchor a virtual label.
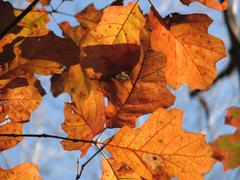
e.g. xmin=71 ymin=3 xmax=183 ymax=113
xmin=0 ymin=133 xmax=96 ymax=144
xmin=76 ymin=137 xmax=114 ymax=180
xmin=0 ymin=0 xmax=40 ymax=40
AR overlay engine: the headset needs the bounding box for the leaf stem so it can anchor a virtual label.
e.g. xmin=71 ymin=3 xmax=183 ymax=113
xmin=0 ymin=133 xmax=96 ymax=144
xmin=0 ymin=0 xmax=40 ymax=40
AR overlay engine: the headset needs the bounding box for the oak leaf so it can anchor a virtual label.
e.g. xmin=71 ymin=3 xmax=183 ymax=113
xmin=0 ymin=81 xmax=42 ymax=123
xmin=0 ymin=162 xmax=41 ymax=180
xmin=51 ymin=64 xmax=90 ymax=100
xmin=19 ymin=31 xmax=80 ymax=67
xmin=79 ymin=2 xmax=145 ymax=78
xmin=180 ymin=0 xmax=228 ymax=11
xmin=103 ymin=48 xmax=175 ymax=128
xmin=61 ymin=85 xmax=105 ymax=157
xmin=101 ymin=158 xmax=143 ymax=180
xmin=150 ymin=8 xmax=226 ymax=90
xmin=105 ymin=108 xmax=216 ymax=180
xmin=0 ymin=121 xmax=22 ymax=152
xmin=211 ymin=107 xmax=240 ymax=170
xmin=75 ymin=3 xmax=103 ymax=29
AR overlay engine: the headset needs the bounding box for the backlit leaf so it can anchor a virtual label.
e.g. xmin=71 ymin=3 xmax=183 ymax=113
xmin=180 ymin=0 xmax=228 ymax=11
xmin=61 ymin=84 xmax=105 ymax=157
xmin=105 ymin=108 xmax=216 ymax=180
xmin=150 ymin=8 xmax=226 ymax=90
xmin=79 ymin=2 xmax=145 ymax=78
xmin=0 ymin=163 xmax=41 ymax=180
xmin=103 ymin=48 xmax=175 ymax=128
xmin=211 ymin=107 xmax=240 ymax=170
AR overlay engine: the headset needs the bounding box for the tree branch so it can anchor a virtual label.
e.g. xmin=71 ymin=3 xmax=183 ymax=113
xmin=0 ymin=133 xmax=96 ymax=144
xmin=0 ymin=0 xmax=39 ymax=40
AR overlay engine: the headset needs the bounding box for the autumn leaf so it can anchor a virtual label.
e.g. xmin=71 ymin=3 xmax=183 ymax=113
xmin=19 ymin=31 xmax=80 ymax=67
xmin=0 ymin=121 xmax=23 ymax=152
xmin=0 ymin=80 xmax=42 ymax=123
xmin=61 ymin=84 xmax=105 ymax=157
xmin=75 ymin=3 xmax=103 ymax=29
xmin=180 ymin=0 xmax=228 ymax=11
xmin=101 ymin=158 xmax=143 ymax=180
xmin=211 ymin=107 xmax=240 ymax=170
xmin=51 ymin=64 xmax=90 ymax=100
xmin=0 ymin=1 xmax=22 ymax=35
xmin=103 ymin=47 xmax=175 ymax=127
xmin=105 ymin=108 xmax=216 ymax=180
xmin=59 ymin=4 xmax=102 ymax=46
xmin=0 ymin=162 xmax=41 ymax=180
xmin=59 ymin=22 xmax=87 ymax=46
xmin=150 ymin=7 xmax=226 ymax=90
xmin=79 ymin=2 xmax=145 ymax=78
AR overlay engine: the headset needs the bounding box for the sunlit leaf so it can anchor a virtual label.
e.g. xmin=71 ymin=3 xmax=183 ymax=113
xmin=105 ymin=108 xmax=216 ymax=180
xmin=180 ymin=0 xmax=228 ymax=11
xmin=0 ymin=163 xmax=41 ymax=180
xmin=150 ymin=8 xmax=226 ymax=90
xmin=211 ymin=107 xmax=240 ymax=170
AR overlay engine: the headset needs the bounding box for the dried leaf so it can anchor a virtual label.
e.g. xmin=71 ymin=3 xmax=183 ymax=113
xmin=180 ymin=0 xmax=228 ymax=11
xmin=0 ymin=163 xmax=41 ymax=180
xmin=105 ymin=108 xmax=216 ymax=180
xmin=150 ymin=8 xmax=226 ymax=90
xmin=211 ymin=107 xmax=240 ymax=170
xmin=79 ymin=2 xmax=145 ymax=78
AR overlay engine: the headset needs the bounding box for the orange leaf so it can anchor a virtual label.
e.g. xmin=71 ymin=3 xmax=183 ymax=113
xmin=180 ymin=0 xmax=228 ymax=11
xmin=0 ymin=162 xmax=41 ymax=180
xmin=103 ymin=48 xmax=175 ymax=128
xmin=51 ymin=64 xmax=90 ymax=100
xmin=101 ymin=158 xmax=143 ymax=180
xmin=75 ymin=4 xmax=103 ymax=29
xmin=211 ymin=107 xmax=240 ymax=170
xmin=79 ymin=2 xmax=145 ymax=78
xmin=0 ymin=121 xmax=23 ymax=152
xmin=105 ymin=108 xmax=216 ymax=180
xmin=150 ymin=8 xmax=226 ymax=90
xmin=61 ymin=85 xmax=105 ymax=157
xmin=0 ymin=82 xmax=42 ymax=123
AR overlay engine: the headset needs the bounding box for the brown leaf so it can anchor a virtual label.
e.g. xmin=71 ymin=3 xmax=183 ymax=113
xmin=79 ymin=2 xmax=145 ymax=78
xmin=180 ymin=0 xmax=228 ymax=11
xmin=0 ymin=162 xmax=41 ymax=179
xmin=105 ymin=108 xmax=216 ymax=180
xmin=211 ymin=107 xmax=240 ymax=170
xmin=150 ymin=8 xmax=226 ymax=90
xmin=103 ymin=49 xmax=175 ymax=128
xmin=19 ymin=31 xmax=80 ymax=67
xmin=61 ymin=84 xmax=105 ymax=157
xmin=75 ymin=4 xmax=103 ymax=29
xmin=0 ymin=1 xmax=22 ymax=35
